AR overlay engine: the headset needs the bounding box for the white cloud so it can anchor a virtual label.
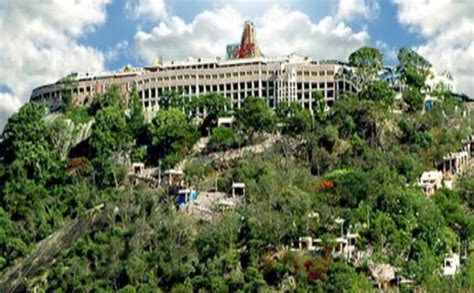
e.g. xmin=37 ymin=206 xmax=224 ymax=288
xmin=134 ymin=6 xmax=244 ymax=61
xmin=0 ymin=0 xmax=110 ymax=131
xmin=133 ymin=5 xmax=369 ymax=63
xmin=258 ymin=6 xmax=369 ymax=59
xmin=336 ymin=0 xmax=379 ymax=21
xmin=105 ymin=40 xmax=130 ymax=62
xmin=393 ymin=0 xmax=474 ymax=96
xmin=0 ymin=92 xmax=22 ymax=130
xmin=125 ymin=0 xmax=167 ymax=20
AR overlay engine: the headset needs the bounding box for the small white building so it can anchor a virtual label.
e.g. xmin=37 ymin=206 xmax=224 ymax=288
xmin=443 ymin=151 xmax=469 ymax=177
xmin=418 ymin=170 xmax=443 ymax=196
xmin=217 ymin=117 xmax=235 ymax=127
xmin=131 ymin=162 xmax=145 ymax=177
xmin=442 ymin=253 xmax=460 ymax=277
xmin=232 ymin=182 xmax=246 ymax=199
xmin=426 ymin=70 xmax=455 ymax=93
xmin=296 ymin=236 xmax=322 ymax=252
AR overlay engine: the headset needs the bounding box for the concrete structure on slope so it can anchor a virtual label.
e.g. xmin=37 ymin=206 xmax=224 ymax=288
xmin=418 ymin=170 xmax=443 ymax=197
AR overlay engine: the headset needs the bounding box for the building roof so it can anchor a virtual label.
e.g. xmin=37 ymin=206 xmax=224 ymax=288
xmin=164 ymin=169 xmax=184 ymax=176
xmin=232 ymin=182 xmax=246 ymax=188
xmin=419 ymin=170 xmax=443 ymax=181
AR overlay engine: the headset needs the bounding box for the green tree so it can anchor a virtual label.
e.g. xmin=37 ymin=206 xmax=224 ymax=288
xmin=89 ymin=85 xmax=126 ymax=115
xmin=282 ymin=103 xmax=312 ymax=136
xmin=325 ymin=260 xmax=372 ymax=292
xmin=397 ymin=47 xmax=431 ymax=70
xmin=348 ymin=46 xmax=384 ymax=80
xmin=1 ymin=103 xmax=60 ymax=183
xmin=89 ymin=106 xmax=131 ymax=159
xmin=236 ymin=96 xmax=275 ymax=140
xmin=60 ymin=73 xmax=79 ymax=111
xmin=359 ymin=80 xmax=395 ymax=107
xmin=312 ymin=91 xmax=326 ymax=122
xmin=208 ymin=126 xmax=239 ymax=152
xmin=403 ymin=66 xmax=426 ymax=89
xmin=159 ymin=89 xmax=188 ymax=112
xmin=127 ymin=88 xmax=145 ymax=136
xmin=193 ymin=93 xmax=230 ymax=134
xmin=88 ymin=106 xmax=132 ymax=186
xmin=403 ymin=86 xmax=424 ymax=112
xmin=147 ymin=108 xmax=199 ymax=168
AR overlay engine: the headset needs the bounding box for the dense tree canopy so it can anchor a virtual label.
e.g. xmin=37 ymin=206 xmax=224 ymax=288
xmin=348 ymin=46 xmax=383 ymax=80
xmin=236 ymin=96 xmax=275 ymax=140
xmin=147 ymin=108 xmax=199 ymax=168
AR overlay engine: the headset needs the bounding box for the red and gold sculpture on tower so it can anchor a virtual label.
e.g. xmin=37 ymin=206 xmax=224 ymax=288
xmin=226 ymin=21 xmax=262 ymax=59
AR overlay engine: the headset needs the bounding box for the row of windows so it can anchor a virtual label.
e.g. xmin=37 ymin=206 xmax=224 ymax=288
xmin=139 ymin=85 xmax=336 ymax=99
xmin=139 ymin=88 xmax=334 ymax=104
xmin=139 ymin=81 xmax=335 ymax=96
xmin=138 ymin=70 xmax=335 ymax=84
xmin=141 ymin=91 xmax=335 ymax=110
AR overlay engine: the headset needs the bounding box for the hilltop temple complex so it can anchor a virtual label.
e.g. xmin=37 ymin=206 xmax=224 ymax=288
xmin=30 ymin=21 xmax=455 ymax=115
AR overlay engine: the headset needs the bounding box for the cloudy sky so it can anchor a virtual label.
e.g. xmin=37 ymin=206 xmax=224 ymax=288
xmin=0 ymin=0 xmax=473 ymax=130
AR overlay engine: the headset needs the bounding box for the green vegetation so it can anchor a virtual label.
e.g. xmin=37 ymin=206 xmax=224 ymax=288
xmin=147 ymin=108 xmax=199 ymax=168
xmin=236 ymin=96 xmax=275 ymax=141
xmin=208 ymin=126 xmax=240 ymax=152
xmin=0 ymin=47 xmax=473 ymax=291
xmin=348 ymin=46 xmax=383 ymax=80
